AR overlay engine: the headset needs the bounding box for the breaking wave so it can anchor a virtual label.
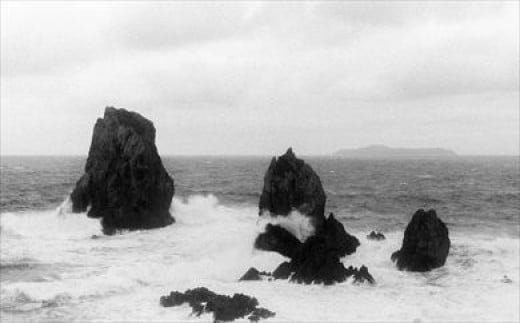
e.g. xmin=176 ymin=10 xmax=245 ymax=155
xmin=1 ymin=195 xmax=519 ymax=322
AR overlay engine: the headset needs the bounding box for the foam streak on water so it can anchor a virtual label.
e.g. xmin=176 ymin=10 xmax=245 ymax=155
xmin=0 ymin=195 xmax=519 ymax=322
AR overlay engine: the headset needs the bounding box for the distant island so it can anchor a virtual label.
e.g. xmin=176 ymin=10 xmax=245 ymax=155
xmin=334 ymin=145 xmax=457 ymax=158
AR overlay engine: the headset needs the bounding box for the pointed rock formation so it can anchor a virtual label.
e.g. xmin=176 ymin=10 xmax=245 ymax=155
xmin=321 ymin=213 xmax=360 ymax=257
xmin=254 ymin=149 xmax=364 ymax=285
xmin=70 ymin=107 xmax=175 ymax=234
xmin=391 ymin=209 xmax=450 ymax=271
xmin=259 ymin=148 xmax=326 ymax=227
xmin=255 ymin=148 xmax=359 ymax=259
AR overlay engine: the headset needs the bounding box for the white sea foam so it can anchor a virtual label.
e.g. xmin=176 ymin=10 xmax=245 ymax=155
xmin=258 ymin=210 xmax=315 ymax=242
xmin=1 ymin=195 xmax=519 ymax=322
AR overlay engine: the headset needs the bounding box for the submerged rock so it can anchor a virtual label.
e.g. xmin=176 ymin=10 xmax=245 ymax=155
xmin=239 ymin=268 xmax=270 ymax=281
xmin=259 ymin=148 xmax=326 ymax=226
xmin=248 ymin=308 xmax=276 ymax=322
xmin=391 ymin=209 xmax=450 ymax=272
xmin=160 ymin=287 xmax=275 ymax=322
xmin=70 ymin=107 xmax=175 ymax=234
xmin=254 ymin=224 xmax=302 ymax=258
xmin=367 ymin=231 xmax=386 ymax=241
xmin=501 ymin=275 xmax=512 ymax=284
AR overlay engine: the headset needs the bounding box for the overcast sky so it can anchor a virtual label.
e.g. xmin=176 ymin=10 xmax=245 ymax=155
xmin=1 ymin=1 xmax=518 ymax=155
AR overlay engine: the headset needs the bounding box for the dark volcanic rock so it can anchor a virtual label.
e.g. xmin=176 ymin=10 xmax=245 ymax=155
xmin=239 ymin=268 xmax=270 ymax=281
xmin=70 ymin=107 xmax=175 ymax=234
xmin=267 ymin=236 xmax=374 ymax=285
xmin=320 ymin=213 xmax=360 ymax=257
xmin=160 ymin=287 xmax=275 ymax=322
xmin=348 ymin=265 xmax=375 ymax=284
xmin=255 ymin=150 xmax=359 ymax=260
xmin=259 ymin=148 xmax=326 ymax=226
xmin=253 ymin=149 xmax=365 ymax=285
xmin=290 ymin=236 xmax=349 ymax=285
xmin=272 ymin=262 xmax=292 ymax=280
xmin=254 ymin=224 xmax=302 ymax=258
xmin=391 ymin=209 xmax=450 ymax=272
xmin=367 ymin=231 xmax=386 ymax=241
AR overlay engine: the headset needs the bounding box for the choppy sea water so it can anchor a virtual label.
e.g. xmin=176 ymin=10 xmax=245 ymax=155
xmin=1 ymin=156 xmax=519 ymax=322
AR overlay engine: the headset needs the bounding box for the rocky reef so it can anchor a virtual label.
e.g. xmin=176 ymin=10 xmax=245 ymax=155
xmin=367 ymin=231 xmax=386 ymax=241
xmin=160 ymin=287 xmax=275 ymax=322
xmin=70 ymin=107 xmax=175 ymax=234
xmin=391 ymin=209 xmax=450 ymax=271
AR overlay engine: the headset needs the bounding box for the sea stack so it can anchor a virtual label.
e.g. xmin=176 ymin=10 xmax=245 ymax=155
xmin=253 ymin=148 xmax=365 ymax=285
xmin=391 ymin=209 xmax=450 ymax=271
xmin=259 ymin=147 xmax=326 ymax=227
xmin=255 ymin=148 xmax=359 ymax=258
xmin=70 ymin=107 xmax=175 ymax=234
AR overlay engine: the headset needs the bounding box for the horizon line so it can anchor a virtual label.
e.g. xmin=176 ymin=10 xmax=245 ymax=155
xmin=1 ymin=153 xmax=518 ymax=158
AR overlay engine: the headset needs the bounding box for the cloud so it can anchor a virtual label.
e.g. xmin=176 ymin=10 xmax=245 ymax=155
xmin=0 ymin=2 xmax=117 ymax=77
xmin=1 ymin=1 xmax=518 ymax=155
xmin=111 ymin=2 xmax=257 ymax=51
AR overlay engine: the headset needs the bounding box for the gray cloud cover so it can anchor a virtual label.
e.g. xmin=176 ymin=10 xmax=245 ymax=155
xmin=1 ymin=1 xmax=518 ymax=155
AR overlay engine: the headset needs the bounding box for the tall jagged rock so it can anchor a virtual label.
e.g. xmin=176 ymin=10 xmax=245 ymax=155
xmin=391 ymin=209 xmax=450 ymax=271
xmin=70 ymin=107 xmax=175 ymax=234
xmin=253 ymin=149 xmax=362 ymax=284
xmin=259 ymin=148 xmax=326 ymax=227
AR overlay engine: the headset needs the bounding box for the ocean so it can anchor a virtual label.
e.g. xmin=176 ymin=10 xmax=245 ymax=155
xmin=1 ymin=156 xmax=519 ymax=322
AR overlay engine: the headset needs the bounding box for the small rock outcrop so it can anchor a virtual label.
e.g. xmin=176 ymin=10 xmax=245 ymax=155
xmin=391 ymin=209 xmax=450 ymax=272
xmin=254 ymin=224 xmax=302 ymax=259
xmin=272 ymin=262 xmax=292 ymax=280
xmin=259 ymin=148 xmax=326 ymax=226
xmin=70 ymin=107 xmax=175 ymax=234
xmin=367 ymin=231 xmax=386 ymax=241
xmin=239 ymin=268 xmax=270 ymax=281
xmin=349 ymin=265 xmax=375 ymax=284
xmin=160 ymin=287 xmax=275 ymax=322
